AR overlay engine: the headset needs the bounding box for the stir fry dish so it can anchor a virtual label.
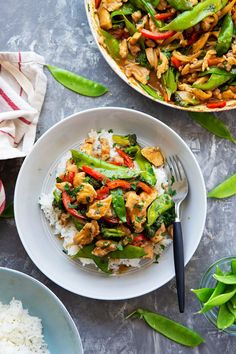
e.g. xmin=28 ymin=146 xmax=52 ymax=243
xmin=94 ymin=0 xmax=236 ymax=109
xmin=40 ymin=130 xmax=175 ymax=274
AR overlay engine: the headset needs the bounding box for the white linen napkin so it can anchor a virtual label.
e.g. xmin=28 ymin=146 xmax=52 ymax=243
xmin=0 ymin=52 xmax=47 ymax=159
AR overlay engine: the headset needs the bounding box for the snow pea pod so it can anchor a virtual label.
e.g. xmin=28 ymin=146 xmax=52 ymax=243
xmin=213 ymin=274 xmax=236 ymax=284
xmin=166 ymin=0 xmax=192 ymax=11
xmin=162 ymin=67 xmax=177 ymax=100
xmin=161 ymin=0 xmax=228 ymax=31
xmin=109 ymin=245 xmax=146 ymax=259
xmin=111 ymin=188 xmax=127 ymax=222
xmin=216 ymin=14 xmax=234 ymax=56
xmin=111 ymin=2 xmax=136 ymax=18
xmin=192 ymin=72 xmax=231 ymax=90
xmin=135 ymin=149 xmax=157 ymax=186
xmin=232 ymin=260 xmax=236 ymax=274
xmin=231 ymin=294 xmax=236 ymax=308
xmin=130 ymin=0 xmax=162 ymax=27
xmin=208 ymin=173 xmax=236 ymax=198
xmin=189 ymin=112 xmax=236 ymax=144
xmin=100 ymin=30 xmax=120 ymax=60
xmin=199 ymin=286 xmax=236 ymax=314
xmin=228 ymin=301 xmax=236 ymax=317
xmin=217 ymin=303 xmax=235 ymax=329
xmin=46 ymin=65 xmax=108 ymax=97
xmin=101 ymin=227 xmax=126 ymax=238
xmin=199 ymin=67 xmax=233 ymax=77
xmin=127 ymin=309 xmax=205 ymax=347
xmin=147 ymin=194 xmax=174 ymax=226
xmin=139 ymin=83 xmax=164 ymax=100
xmin=191 ymin=288 xmax=214 ymax=303
xmin=74 ymin=244 xmax=111 ymax=273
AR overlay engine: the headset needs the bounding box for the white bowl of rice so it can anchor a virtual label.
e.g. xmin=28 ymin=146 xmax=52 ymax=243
xmin=0 ymin=267 xmax=83 ymax=354
xmin=14 ymin=107 xmax=206 ymax=300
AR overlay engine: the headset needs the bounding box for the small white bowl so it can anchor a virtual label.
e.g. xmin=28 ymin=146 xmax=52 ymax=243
xmin=15 ymin=107 xmax=206 ymax=300
xmin=85 ymin=0 xmax=236 ymax=112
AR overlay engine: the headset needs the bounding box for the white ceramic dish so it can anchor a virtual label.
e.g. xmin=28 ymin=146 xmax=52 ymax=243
xmin=0 ymin=267 xmax=83 ymax=354
xmin=15 ymin=107 xmax=206 ymax=300
xmin=85 ymin=0 xmax=236 ymax=113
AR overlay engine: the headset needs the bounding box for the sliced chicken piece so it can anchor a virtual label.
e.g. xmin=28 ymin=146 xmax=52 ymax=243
xmin=157 ymin=51 xmax=169 ymax=79
xmin=146 ymin=48 xmax=158 ymax=70
xmin=76 ymin=183 xmax=97 ymax=204
xmin=141 ymin=146 xmax=164 ymax=167
xmin=56 ymin=182 xmax=72 ymax=191
xmin=101 ymin=0 xmax=123 ymax=12
xmin=129 ymin=32 xmax=142 ymax=46
xmin=125 ymin=190 xmax=157 ymax=232
xmin=80 ymin=137 xmax=95 ymax=155
xmin=92 ymin=239 xmax=118 ymax=257
xmin=74 ymin=220 xmax=100 ymax=246
xmin=86 ymin=195 xmax=112 ymax=220
xmin=98 ymin=7 xmax=112 ymax=30
xmin=100 ymin=137 xmax=110 ymax=160
xmin=66 ymin=160 xmax=78 ymax=173
xmin=141 ymin=241 xmax=154 ymax=259
xmin=119 ymin=39 xmax=128 ymax=59
xmin=73 ymin=172 xmax=86 ymax=188
xmin=151 ymin=223 xmax=166 ymax=244
xmin=132 ymin=10 xmax=142 ymax=23
xmin=124 ymin=64 xmax=150 ymax=85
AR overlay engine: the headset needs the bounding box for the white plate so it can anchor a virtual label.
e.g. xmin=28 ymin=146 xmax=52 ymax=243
xmin=15 ymin=107 xmax=206 ymax=300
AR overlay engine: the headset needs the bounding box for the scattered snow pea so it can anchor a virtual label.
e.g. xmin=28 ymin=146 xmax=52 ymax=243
xmin=166 ymin=0 xmax=192 ymax=10
xmin=112 ymin=134 xmax=137 ymax=147
xmin=127 ymin=309 xmax=205 ymax=347
xmin=111 ymin=2 xmax=136 ymax=19
xmin=109 ymin=245 xmax=146 ymax=259
xmin=192 ymin=72 xmax=231 ymax=91
xmin=188 ymin=112 xmax=236 ymax=144
xmin=228 ymin=301 xmax=236 ymax=317
xmin=213 ymin=274 xmax=236 ymax=285
xmin=139 ymin=83 xmax=164 ymax=100
xmin=232 ymin=260 xmax=236 ymax=275
xmin=161 ymin=0 xmax=228 ymax=31
xmin=191 ymin=288 xmax=214 ymax=303
xmin=216 ymin=14 xmax=234 ymax=56
xmin=74 ymin=244 xmax=111 ymax=273
xmin=217 ymin=303 xmax=235 ymax=330
xmin=199 ymin=286 xmax=236 ymax=314
xmin=174 ymin=91 xmax=200 ymax=107
xmin=95 ymin=168 xmax=140 ymax=179
xmin=110 ymin=188 xmax=127 ymax=222
xmin=231 ymin=294 xmax=236 ymax=308
xmin=135 ymin=148 xmax=157 ymax=186
xmin=46 ymin=65 xmax=108 ymax=97
xmin=208 ymin=173 xmax=236 ymax=198
xmin=101 ymin=227 xmax=126 ymax=238
xmin=199 ymin=67 xmax=233 ymax=77
xmin=147 ymin=194 xmax=174 ymax=226
xmin=162 ymin=67 xmax=177 ymax=100
xmin=100 ymin=29 xmax=120 ymax=60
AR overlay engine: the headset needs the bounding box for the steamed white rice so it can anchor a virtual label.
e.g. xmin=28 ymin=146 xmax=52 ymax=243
xmin=39 ymin=129 xmax=171 ymax=271
xmin=0 ymin=299 xmax=50 ymax=354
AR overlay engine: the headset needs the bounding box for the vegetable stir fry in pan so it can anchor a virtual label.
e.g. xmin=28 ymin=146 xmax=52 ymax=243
xmin=95 ymin=0 xmax=236 ymax=108
xmin=46 ymin=130 xmax=175 ymax=274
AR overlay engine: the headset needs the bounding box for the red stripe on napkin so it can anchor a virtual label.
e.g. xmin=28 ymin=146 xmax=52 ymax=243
xmin=0 ymin=88 xmax=31 ymax=125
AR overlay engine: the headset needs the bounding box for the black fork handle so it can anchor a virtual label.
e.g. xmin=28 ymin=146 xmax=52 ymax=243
xmin=173 ymin=220 xmax=185 ymax=313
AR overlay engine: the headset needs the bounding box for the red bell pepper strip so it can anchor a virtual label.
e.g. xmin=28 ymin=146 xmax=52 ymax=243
xmin=109 ymin=160 xmax=124 ymax=166
xmin=96 ymin=186 xmax=110 ymax=200
xmin=95 ymin=0 xmax=101 ymax=9
xmin=82 ymin=166 xmax=110 ymax=183
xmin=208 ymin=57 xmax=223 ymax=66
xmin=141 ymin=29 xmax=176 ymax=40
xmin=206 ymin=101 xmax=226 ymax=109
xmin=171 ymin=56 xmax=182 ymax=69
xmin=187 ymin=32 xmax=198 ymax=46
xmin=154 ymin=12 xmax=174 ymax=20
xmin=62 ymin=191 xmax=86 ymax=220
xmin=107 ymin=180 xmax=131 ymax=190
xmin=137 ymin=181 xmax=153 ymax=194
xmin=132 ymin=234 xmax=147 ymax=246
xmin=115 ymin=148 xmax=134 ymax=168
xmin=103 ymin=216 xmax=120 ymax=224
xmin=62 ymin=171 xmax=75 ymax=184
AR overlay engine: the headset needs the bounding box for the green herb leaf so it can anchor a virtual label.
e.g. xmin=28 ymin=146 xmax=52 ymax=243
xmin=189 ymin=112 xmax=236 ymax=144
xmin=46 ymin=64 xmax=108 ymax=97
xmin=208 ymin=173 xmax=236 ymax=199
xmin=0 ymin=203 xmax=14 ymax=218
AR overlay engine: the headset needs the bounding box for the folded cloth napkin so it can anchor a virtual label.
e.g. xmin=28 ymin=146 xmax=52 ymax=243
xmin=0 ymin=52 xmax=47 ymax=159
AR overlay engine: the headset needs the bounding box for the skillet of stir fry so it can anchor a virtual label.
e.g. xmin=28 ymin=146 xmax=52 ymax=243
xmin=94 ymin=0 xmax=236 ymax=109
xmin=49 ymin=131 xmax=175 ymax=274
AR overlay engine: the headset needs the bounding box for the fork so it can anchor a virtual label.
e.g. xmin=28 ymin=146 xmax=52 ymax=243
xmin=166 ymin=155 xmax=189 ymax=313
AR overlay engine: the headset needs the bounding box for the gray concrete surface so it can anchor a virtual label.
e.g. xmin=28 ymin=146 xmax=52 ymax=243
xmin=0 ymin=1 xmax=236 ymax=353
